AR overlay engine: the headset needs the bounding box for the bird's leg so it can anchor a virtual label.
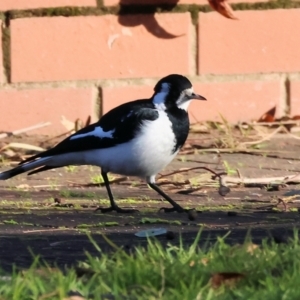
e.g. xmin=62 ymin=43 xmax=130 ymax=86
xmin=148 ymin=182 xmax=186 ymax=213
xmin=96 ymin=171 xmax=138 ymax=213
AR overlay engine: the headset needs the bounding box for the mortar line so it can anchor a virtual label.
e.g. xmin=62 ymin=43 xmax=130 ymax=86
xmin=96 ymin=0 xmax=104 ymax=8
xmin=2 ymin=72 xmax=300 ymax=91
xmin=190 ymin=19 xmax=197 ymax=76
xmin=285 ymin=76 xmax=291 ymax=116
xmin=1 ymin=12 xmax=11 ymax=84
xmin=96 ymin=86 xmax=102 ymax=120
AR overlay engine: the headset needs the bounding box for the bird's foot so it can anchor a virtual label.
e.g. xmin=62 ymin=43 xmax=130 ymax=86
xmin=95 ymin=205 xmax=138 ymax=213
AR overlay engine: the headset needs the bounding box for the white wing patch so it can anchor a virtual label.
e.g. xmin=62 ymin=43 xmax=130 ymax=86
xmin=70 ymin=126 xmax=115 ymax=140
xmin=153 ymin=83 xmax=169 ymax=110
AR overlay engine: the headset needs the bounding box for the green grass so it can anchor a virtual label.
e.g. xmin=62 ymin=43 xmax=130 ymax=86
xmin=2 ymin=219 xmax=35 ymax=226
xmin=64 ymin=165 xmax=78 ymax=173
xmin=2 ymin=219 xmax=18 ymax=225
xmin=90 ymin=174 xmax=114 ymax=185
xmin=76 ymin=222 xmax=119 ymax=228
xmin=223 ymin=160 xmax=237 ymax=176
xmin=1 ymin=231 xmax=300 ymax=299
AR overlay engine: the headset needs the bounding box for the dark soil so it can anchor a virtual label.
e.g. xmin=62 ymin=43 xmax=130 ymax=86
xmin=1 ymin=133 xmax=300 ymax=271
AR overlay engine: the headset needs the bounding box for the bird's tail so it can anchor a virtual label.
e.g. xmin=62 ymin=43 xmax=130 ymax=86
xmin=0 ymin=157 xmax=51 ymax=180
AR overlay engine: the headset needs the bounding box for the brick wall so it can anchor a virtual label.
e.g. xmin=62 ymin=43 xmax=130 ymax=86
xmin=1 ymin=0 xmax=300 ymax=135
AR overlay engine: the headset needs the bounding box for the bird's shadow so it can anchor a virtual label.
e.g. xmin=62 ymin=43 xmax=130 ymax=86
xmin=117 ymin=0 xmax=182 ymax=39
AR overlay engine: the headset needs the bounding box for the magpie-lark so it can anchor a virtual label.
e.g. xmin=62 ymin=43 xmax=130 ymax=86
xmin=0 ymin=74 xmax=206 ymax=213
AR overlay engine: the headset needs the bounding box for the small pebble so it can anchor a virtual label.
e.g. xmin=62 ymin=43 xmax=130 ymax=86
xmin=188 ymin=209 xmax=198 ymax=221
xmin=219 ymin=185 xmax=230 ymax=196
xmin=166 ymin=231 xmax=175 ymax=240
xmin=54 ymin=197 xmax=62 ymax=204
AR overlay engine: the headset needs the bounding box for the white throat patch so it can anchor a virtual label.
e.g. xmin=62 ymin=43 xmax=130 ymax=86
xmin=152 ymin=83 xmax=169 ymax=110
xmin=176 ymin=87 xmax=194 ymax=111
xmin=178 ymin=99 xmax=192 ymax=111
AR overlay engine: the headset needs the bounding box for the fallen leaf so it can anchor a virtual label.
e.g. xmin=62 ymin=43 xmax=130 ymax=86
xmin=200 ymin=258 xmax=209 ymax=266
xmin=246 ymin=243 xmax=259 ymax=254
xmin=210 ymin=272 xmax=245 ymax=288
xmin=258 ymin=107 xmax=276 ymax=123
xmin=189 ymin=260 xmax=195 ymax=267
xmin=208 ymin=0 xmax=238 ymax=20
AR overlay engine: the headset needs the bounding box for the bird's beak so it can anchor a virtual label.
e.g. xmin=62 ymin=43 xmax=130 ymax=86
xmin=191 ymin=93 xmax=206 ymax=101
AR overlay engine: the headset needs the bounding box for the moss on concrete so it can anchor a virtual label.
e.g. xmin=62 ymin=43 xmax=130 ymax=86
xmin=10 ymin=7 xmax=114 ymax=19
xmin=233 ymin=0 xmax=299 ymax=11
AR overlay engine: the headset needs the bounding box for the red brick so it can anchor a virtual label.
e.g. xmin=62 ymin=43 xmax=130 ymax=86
xmin=198 ymin=10 xmax=300 ymax=75
xmin=189 ymin=80 xmax=282 ymax=123
xmin=102 ymin=85 xmax=153 ymax=115
xmin=290 ymin=80 xmax=300 ymax=117
xmin=11 ymin=14 xmax=191 ymax=83
xmin=0 ymin=0 xmax=96 ymax=11
xmin=0 ymin=87 xmax=97 ymax=135
xmin=102 ymin=80 xmax=281 ymax=124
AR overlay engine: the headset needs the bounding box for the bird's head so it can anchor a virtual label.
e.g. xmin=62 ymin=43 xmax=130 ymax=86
xmin=152 ymin=74 xmax=206 ymax=111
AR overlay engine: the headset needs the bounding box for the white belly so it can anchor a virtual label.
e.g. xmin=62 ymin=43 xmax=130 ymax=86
xmin=46 ymin=111 xmax=178 ymax=179
xmin=84 ymin=111 xmax=178 ymax=177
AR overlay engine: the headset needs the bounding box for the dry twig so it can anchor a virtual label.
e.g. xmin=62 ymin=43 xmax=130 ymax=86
xmin=0 ymin=122 xmax=51 ymax=139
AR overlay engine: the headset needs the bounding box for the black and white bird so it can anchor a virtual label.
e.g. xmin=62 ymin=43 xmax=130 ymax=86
xmin=0 ymin=74 xmax=206 ymax=213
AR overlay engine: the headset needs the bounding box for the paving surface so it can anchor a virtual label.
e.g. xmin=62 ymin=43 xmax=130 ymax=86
xmin=0 ymin=133 xmax=300 ymax=271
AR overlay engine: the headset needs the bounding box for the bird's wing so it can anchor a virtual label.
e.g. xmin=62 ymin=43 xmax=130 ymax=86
xmin=20 ymin=101 xmax=158 ymax=163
